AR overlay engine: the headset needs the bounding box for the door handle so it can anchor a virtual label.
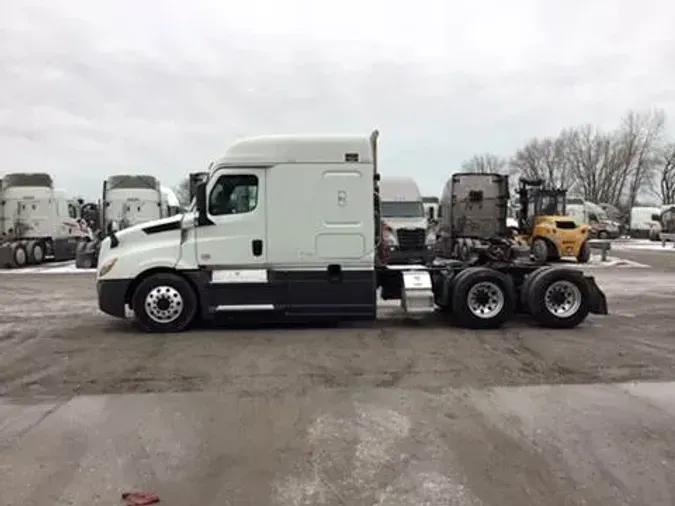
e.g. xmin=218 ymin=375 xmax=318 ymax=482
xmin=252 ymin=239 xmax=263 ymax=256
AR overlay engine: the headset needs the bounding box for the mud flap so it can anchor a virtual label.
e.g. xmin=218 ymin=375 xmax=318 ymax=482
xmin=584 ymin=275 xmax=608 ymax=315
xmin=0 ymin=244 xmax=12 ymax=268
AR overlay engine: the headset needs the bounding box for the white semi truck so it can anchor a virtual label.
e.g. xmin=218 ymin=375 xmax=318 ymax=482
xmin=379 ymin=176 xmax=433 ymax=264
xmin=95 ymin=131 xmax=608 ymax=333
xmin=76 ymin=175 xmax=181 ymax=268
xmin=0 ymin=173 xmax=88 ymax=268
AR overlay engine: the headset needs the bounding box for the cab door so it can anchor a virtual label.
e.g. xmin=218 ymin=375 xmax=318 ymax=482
xmin=196 ymin=168 xmax=273 ymax=310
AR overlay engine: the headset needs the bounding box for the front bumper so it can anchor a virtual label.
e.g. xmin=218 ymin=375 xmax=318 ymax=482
xmin=385 ymin=247 xmax=431 ymax=265
xmin=97 ymin=278 xmax=132 ymax=318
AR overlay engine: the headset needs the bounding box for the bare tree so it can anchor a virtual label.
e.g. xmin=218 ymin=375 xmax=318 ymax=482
xmin=564 ymin=124 xmax=620 ymax=203
xmin=510 ymin=134 xmax=572 ymax=189
xmin=461 ymin=153 xmax=508 ymax=174
xmin=611 ymin=109 xmax=665 ymax=209
xmin=529 ymin=109 xmax=666 ymax=208
xmin=173 ymin=177 xmax=191 ymax=207
xmin=657 ymin=144 xmax=675 ymax=205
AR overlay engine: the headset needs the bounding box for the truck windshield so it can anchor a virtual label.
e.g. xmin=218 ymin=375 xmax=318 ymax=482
xmin=381 ymin=201 xmax=425 ymax=218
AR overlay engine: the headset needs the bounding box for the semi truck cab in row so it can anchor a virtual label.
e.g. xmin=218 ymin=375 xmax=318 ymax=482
xmin=0 ymin=173 xmax=88 ymax=267
xmin=379 ymin=176 xmax=433 ymax=264
xmin=96 ymin=132 xmax=608 ymax=333
xmin=97 ymin=134 xmax=380 ymax=331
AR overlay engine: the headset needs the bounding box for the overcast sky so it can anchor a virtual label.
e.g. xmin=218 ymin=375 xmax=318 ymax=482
xmin=1 ymin=0 xmax=674 ymax=198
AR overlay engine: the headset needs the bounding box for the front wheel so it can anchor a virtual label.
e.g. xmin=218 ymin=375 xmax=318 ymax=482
xmin=131 ymin=273 xmax=198 ymax=333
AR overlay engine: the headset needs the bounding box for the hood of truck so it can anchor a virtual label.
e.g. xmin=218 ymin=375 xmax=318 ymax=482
xmin=115 ymin=214 xmax=185 ymax=240
xmin=382 ymin=217 xmax=428 ymax=230
xmin=97 ymin=213 xmax=195 ymax=280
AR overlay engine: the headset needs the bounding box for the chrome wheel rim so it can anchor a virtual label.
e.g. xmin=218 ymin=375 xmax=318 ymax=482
xmin=544 ymin=280 xmax=581 ymax=318
xmin=467 ymin=281 xmax=504 ymax=319
xmin=144 ymin=285 xmax=184 ymax=324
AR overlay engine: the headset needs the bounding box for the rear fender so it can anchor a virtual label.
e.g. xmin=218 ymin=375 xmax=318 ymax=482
xmin=584 ymin=275 xmax=608 ymax=315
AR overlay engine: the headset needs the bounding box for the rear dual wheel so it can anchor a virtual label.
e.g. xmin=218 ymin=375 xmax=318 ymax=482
xmin=451 ymin=267 xmax=515 ymax=329
xmin=450 ymin=266 xmax=592 ymax=329
xmin=10 ymin=242 xmax=27 ymax=268
xmin=25 ymin=240 xmax=45 ymax=265
xmin=522 ymin=267 xmax=590 ymax=328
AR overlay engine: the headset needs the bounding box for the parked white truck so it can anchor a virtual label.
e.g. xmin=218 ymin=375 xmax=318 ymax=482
xmin=76 ymin=175 xmax=180 ymax=268
xmin=95 ymin=131 xmax=608 ymax=333
xmin=566 ymin=198 xmax=620 ymax=239
xmin=629 ymin=206 xmax=661 ymax=239
xmin=379 ymin=176 xmax=433 ymax=264
xmin=0 ymin=173 xmax=88 ymax=268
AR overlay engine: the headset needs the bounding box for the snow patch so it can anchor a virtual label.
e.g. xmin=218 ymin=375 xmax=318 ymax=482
xmin=588 ymin=255 xmax=649 ymax=268
xmin=0 ymin=261 xmax=95 ymax=274
xmin=612 ymin=239 xmax=675 ymax=253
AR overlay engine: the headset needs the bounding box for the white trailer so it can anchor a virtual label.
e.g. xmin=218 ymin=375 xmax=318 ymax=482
xmin=0 ymin=173 xmax=87 ymax=268
xmin=95 ymin=131 xmax=609 ymax=333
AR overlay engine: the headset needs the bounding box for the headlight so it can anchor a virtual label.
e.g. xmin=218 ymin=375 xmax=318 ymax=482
xmin=98 ymin=257 xmax=117 ymax=278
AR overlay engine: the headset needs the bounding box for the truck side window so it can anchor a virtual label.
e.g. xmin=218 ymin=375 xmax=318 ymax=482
xmin=68 ymin=203 xmax=77 ymax=219
xmin=209 ymin=174 xmax=258 ymax=216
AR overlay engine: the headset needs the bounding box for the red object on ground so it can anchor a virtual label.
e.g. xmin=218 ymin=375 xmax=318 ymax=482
xmin=121 ymin=491 xmax=160 ymax=505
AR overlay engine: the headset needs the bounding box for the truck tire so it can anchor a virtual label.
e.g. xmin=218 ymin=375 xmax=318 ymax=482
xmin=527 ymin=268 xmax=590 ymax=329
xmin=10 ymin=242 xmax=27 ymax=268
xmin=520 ymin=266 xmax=553 ymax=312
xmin=577 ymin=241 xmax=590 ymax=263
xmin=25 ymin=240 xmax=36 ymax=265
xmin=27 ymin=240 xmax=45 ymax=265
xmin=451 ymin=267 xmax=515 ymax=329
xmin=131 ymin=273 xmax=198 ymax=333
xmin=531 ymin=238 xmax=549 ymax=263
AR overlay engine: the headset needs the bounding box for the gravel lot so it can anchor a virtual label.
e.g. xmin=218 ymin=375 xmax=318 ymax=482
xmin=1 ymin=247 xmax=674 ymax=505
